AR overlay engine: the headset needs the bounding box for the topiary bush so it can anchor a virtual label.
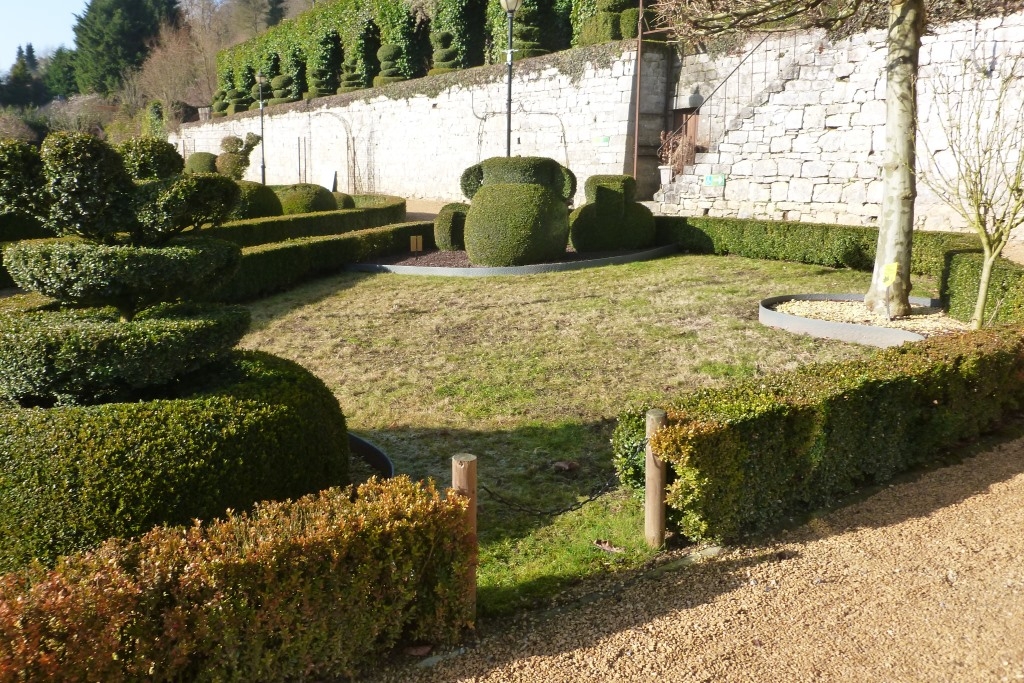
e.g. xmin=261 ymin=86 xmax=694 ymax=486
xmin=0 ymin=350 xmax=350 ymax=571
xmin=577 ymin=11 xmax=621 ymax=45
xmin=272 ymin=183 xmax=338 ymax=214
xmin=0 ymin=139 xmax=48 ymax=224
xmin=373 ymin=43 xmax=408 ymax=86
xmin=230 ymin=180 xmax=285 ymax=220
xmin=569 ymin=174 xmax=655 ymax=251
xmin=332 ymin=191 xmax=356 ymax=208
xmin=465 ymin=183 xmax=569 ymax=266
xmin=0 ymin=303 xmax=251 ymax=406
xmin=116 ymin=137 xmax=185 ymax=180
xmin=184 ymin=151 xmax=218 ymax=174
xmin=39 ymin=132 xmax=137 ymax=244
xmin=434 ymin=202 xmax=470 ymax=250
xmin=131 ymin=173 xmax=242 ymax=245
xmin=477 ymin=155 xmax=577 ymax=199
xmin=429 ymin=31 xmax=461 ymax=75
xmin=3 ymin=237 xmax=241 ymax=320
xmin=215 ymin=133 xmax=261 ymax=180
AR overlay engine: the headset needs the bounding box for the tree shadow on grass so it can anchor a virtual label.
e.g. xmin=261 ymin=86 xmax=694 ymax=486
xmin=241 ymin=269 xmax=378 ymax=330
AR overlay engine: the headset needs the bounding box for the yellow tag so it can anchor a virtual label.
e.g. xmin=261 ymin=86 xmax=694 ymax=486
xmin=410 ymin=235 xmax=423 ymax=253
xmin=882 ymin=262 xmax=899 ymax=287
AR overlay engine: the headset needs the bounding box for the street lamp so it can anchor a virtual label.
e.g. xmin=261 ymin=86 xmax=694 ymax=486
xmin=499 ymin=0 xmax=522 ymax=157
xmin=256 ymin=71 xmax=267 ymax=184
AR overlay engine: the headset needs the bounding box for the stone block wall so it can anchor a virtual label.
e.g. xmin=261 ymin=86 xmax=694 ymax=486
xmin=655 ymin=11 xmax=1024 ymax=238
xmin=170 ymin=41 xmax=672 ymax=207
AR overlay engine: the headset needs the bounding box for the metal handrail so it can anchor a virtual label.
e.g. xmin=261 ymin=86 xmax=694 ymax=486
xmin=657 ymin=33 xmax=773 ymax=171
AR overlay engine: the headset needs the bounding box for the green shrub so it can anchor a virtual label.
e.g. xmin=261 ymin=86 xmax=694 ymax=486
xmin=203 ymin=195 xmax=407 ymax=248
xmin=0 ymin=303 xmax=250 ymax=406
xmin=577 ymin=12 xmax=620 ymax=46
xmin=619 ymin=7 xmax=649 ymax=38
xmin=434 ymin=202 xmax=470 ymax=250
xmin=612 ymin=327 xmax=1024 ymax=542
xmin=464 ymin=183 xmax=569 ymax=266
xmin=596 ymin=0 xmax=632 ymax=11
xmin=270 ymin=73 xmax=293 ymax=90
xmin=116 ymin=137 xmax=185 ymax=180
xmin=215 ymin=221 xmax=435 ymax=301
xmin=229 ymin=180 xmax=284 ymax=220
xmin=184 ymin=151 xmax=218 ymax=174
xmin=0 ymin=139 xmax=48 ymax=223
xmin=944 ymin=250 xmax=1024 ymax=325
xmin=569 ymin=174 xmax=654 ymax=251
xmin=460 ymin=162 xmax=485 ymax=200
xmin=132 ymin=174 xmax=242 ymax=245
xmin=0 ymin=350 xmax=350 ymax=571
xmin=39 ymin=132 xmax=137 ymax=244
xmin=332 ymin=191 xmax=356 ymax=209
xmin=215 ymin=133 xmax=261 ymax=180
xmin=0 ymin=477 xmax=470 ymax=680
xmin=272 ymin=183 xmax=338 ymax=214
xmin=4 ymin=237 xmax=241 ymax=319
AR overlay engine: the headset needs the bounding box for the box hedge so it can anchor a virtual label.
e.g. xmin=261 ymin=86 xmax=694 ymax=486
xmin=569 ymin=174 xmax=654 ymax=251
xmin=0 ymin=350 xmax=350 ymax=572
xmin=653 ymin=215 xmax=1024 ymax=325
xmin=215 ymin=221 xmax=436 ymax=302
xmin=271 ymin=183 xmax=338 ymax=215
xmin=612 ymin=327 xmax=1024 ymax=542
xmin=0 ymin=477 xmax=472 ymax=681
xmin=464 ymin=183 xmax=570 ymax=266
xmin=203 ymin=194 xmax=406 ymax=247
xmin=434 ymin=201 xmax=470 ymax=250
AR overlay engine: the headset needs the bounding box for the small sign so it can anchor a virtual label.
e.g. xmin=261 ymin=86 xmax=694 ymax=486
xmin=703 ymin=174 xmax=725 ymax=187
xmin=593 ymin=136 xmax=610 ymax=146
xmin=882 ymin=262 xmax=899 ymax=287
xmin=410 ymin=235 xmax=423 ymax=253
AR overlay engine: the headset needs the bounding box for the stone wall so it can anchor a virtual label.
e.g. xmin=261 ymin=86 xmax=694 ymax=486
xmin=170 ymin=42 xmax=672 ymax=207
xmin=655 ymin=12 xmax=1024 ymax=237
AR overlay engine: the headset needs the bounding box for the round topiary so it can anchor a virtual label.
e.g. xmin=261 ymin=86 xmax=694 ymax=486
xmin=185 ymin=152 xmax=218 ymax=174
xmin=377 ymin=43 xmax=402 ymax=63
xmin=116 ymin=137 xmax=185 ymax=180
xmin=221 ymin=136 xmax=244 ymax=154
xmin=40 ymin=131 xmax=137 ymax=244
xmin=270 ymin=74 xmax=293 ymax=90
xmin=464 ymin=183 xmax=569 ymax=266
xmin=132 ymin=173 xmax=242 ymax=245
xmin=332 ymin=191 xmax=356 ymax=209
xmin=3 ymin=237 xmax=242 ymax=319
xmin=230 ymin=180 xmax=284 ymax=220
xmin=0 ymin=350 xmax=350 ymax=571
xmin=434 ymin=202 xmax=470 ymax=251
xmin=272 ymin=183 xmax=338 ymax=215
xmin=460 ymin=163 xmax=484 ymax=200
xmin=0 ymin=302 xmax=251 ymax=406
xmin=0 ymin=139 xmax=47 ymax=222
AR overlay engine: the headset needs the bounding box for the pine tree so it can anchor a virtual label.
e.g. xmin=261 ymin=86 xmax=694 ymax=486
xmin=41 ymin=48 xmax=79 ymax=99
xmin=266 ymin=0 xmax=286 ymax=27
xmin=73 ymin=0 xmax=181 ymax=95
xmin=24 ymin=44 xmax=37 ymax=72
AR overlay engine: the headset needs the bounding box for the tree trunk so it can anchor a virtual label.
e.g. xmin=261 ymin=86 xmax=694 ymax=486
xmin=864 ymin=0 xmax=924 ymax=317
xmin=972 ymin=250 xmax=997 ymax=329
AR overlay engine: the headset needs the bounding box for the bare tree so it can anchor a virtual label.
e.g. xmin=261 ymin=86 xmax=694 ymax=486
xmin=919 ymin=56 xmax=1024 ymax=328
xmin=137 ymin=23 xmax=202 ymax=118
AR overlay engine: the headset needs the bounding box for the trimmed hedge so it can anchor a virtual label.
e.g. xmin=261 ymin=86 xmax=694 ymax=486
xmin=272 ymin=182 xmax=338 ymax=214
xmin=0 ymin=303 xmax=250 ymax=406
xmin=116 ymin=137 xmax=185 ymax=181
xmin=201 ymin=195 xmax=406 ymax=248
xmin=464 ymin=183 xmax=570 ymax=266
xmin=333 ymin=191 xmax=356 ymax=209
xmin=184 ymin=151 xmax=218 ymax=174
xmin=215 ymin=221 xmax=436 ymax=302
xmin=0 ymin=350 xmax=350 ymax=572
xmin=434 ymin=202 xmax=470 ymax=250
xmin=653 ymin=215 xmax=1024 ymax=325
xmin=471 ymin=156 xmax=577 ymax=201
xmin=0 ymin=477 xmax=471 ymax=681
xmin=4 ymin=237 xmax=242 ymax=319
xmin=612 ymin=327 xmax=1024 ymax=542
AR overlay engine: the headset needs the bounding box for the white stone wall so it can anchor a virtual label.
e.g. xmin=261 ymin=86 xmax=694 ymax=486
xmin=170 ymin=43 xmax=671 ymax=207
xmin=655 ymin=12 xmax=1024 ymax=239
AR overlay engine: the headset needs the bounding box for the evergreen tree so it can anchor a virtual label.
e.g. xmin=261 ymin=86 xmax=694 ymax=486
xmin=266 ymin=0 xmax=286 ymax=27
xmin=24 ymin=45 xmax=37 ymax=72
xmin=0 ymin=56 xmax=47 ymax=107
xmin=15 ymin=46 xmax=24 ymax=64
xmin=41 ymin=48 xmax=79 ymax=99
xmin=73 ymin=0 xmax=181 ymax=95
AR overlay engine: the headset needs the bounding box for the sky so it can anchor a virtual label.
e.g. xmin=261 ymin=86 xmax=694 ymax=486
xmin=0 ymin=0 xmax=89 ymax=73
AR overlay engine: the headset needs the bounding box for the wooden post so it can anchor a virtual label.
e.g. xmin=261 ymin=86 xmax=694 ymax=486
xmin=451 ymin=454 xmax=478 ymax=619
xmin=645 ymin=409 xmax=668 ymax=548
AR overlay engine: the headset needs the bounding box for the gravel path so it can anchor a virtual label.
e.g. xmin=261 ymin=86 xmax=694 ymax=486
xmin=370 ymin=432 xmax=1024 ymax=682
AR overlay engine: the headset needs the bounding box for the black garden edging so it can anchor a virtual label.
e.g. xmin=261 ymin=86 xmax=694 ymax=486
xmin=760 ymin=293 xmax=944 ymax=348
xmin=348 ymin=432 xmax=394 ymax=478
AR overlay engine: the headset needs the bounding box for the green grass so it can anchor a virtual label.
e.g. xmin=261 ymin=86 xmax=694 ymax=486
xmin=241 ymin=253 xmax=928 ymax=615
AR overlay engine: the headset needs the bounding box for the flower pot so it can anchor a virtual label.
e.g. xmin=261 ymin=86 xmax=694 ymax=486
xmin=658 ymin=165 xmax=674 ymax=185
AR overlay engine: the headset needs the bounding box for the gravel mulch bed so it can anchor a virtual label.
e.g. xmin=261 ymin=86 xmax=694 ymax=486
xmin=774 ymin=299 xmax=971 ymax=337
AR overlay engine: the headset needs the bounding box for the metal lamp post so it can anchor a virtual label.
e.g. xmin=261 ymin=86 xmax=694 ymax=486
xmin=499 ymin=0 xmax=522 ymax=157
xmin=256 ymin=71 xmax=267 ymax=184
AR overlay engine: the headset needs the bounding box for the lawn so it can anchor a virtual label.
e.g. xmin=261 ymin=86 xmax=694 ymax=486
xmin=240 ymin=253 xmax=921 ymax=615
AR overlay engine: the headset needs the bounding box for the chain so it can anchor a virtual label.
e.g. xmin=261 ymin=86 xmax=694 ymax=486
xmin=479 ymin=473 xmax=620 ymax=518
